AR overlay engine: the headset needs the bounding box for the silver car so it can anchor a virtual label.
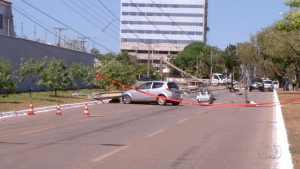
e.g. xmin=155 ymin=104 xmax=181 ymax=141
xmin=263 ymin=80 xmax=274 ymax=92
xmin=122 ymin=81 xmax=183 ymax=105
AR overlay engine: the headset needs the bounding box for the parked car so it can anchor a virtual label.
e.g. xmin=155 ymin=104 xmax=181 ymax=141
xmin=249 ymin=78 xmax=264 ymax=92
xmin=122 ymin=81 xmax=183 ymax=105
xmin=262 ymin=79 xmax=274 ymax=92
xmin=273 ymin=80 xmax=279 ymax=89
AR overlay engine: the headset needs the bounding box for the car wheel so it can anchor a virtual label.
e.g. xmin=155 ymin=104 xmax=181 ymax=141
xmin=157 ymin=95 xmax=167 ymax=105
xmin=171 ymin=101 xmax=180 ymax=106
xmin=122 ymin=95 xmax=132 ymax=104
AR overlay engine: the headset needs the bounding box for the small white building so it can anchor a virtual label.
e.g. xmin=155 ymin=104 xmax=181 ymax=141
xmin=0 ymin=0 xmax=15 ymax=37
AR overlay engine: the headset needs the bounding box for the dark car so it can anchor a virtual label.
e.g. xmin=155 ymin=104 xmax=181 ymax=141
xmin=249 ymin=78 xmax=264 ymax=92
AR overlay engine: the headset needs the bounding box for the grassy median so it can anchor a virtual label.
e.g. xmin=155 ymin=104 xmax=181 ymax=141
xmin=0 ymin=89 xmax=100 ymax=112
xmin=277 ymin=89 xmax=300 ymax=168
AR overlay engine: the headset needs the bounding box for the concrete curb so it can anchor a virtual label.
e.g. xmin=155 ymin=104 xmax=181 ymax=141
xmin=0 ymin=100 xmax=109 ymax=119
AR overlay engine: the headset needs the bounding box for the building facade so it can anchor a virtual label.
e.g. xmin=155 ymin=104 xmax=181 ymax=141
xmin=120 ymin=0 xmax=208 ymax=68
xmin=0 ymin=0 xmax=15 ymax=37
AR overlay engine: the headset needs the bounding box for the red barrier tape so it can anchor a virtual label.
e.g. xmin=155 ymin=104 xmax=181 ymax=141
xmin=96 ymin=74 xmax=300 ymax=107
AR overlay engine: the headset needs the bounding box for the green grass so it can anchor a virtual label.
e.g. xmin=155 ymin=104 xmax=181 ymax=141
xmin=0 ymin=89 xmax=101 ymax=112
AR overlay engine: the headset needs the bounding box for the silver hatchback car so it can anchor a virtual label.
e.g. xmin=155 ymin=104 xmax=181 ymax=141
xmin=122 ymin=81 xmax=183 ymax=105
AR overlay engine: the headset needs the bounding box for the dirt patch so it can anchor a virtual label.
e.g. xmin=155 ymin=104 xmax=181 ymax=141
xmin=277 ymin=89 xmax=300 ymax=168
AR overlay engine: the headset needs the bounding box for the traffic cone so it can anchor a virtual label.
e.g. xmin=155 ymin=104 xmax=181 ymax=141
xmin=83 ymin=104 xmax=90 ymax=117
xmin=27 ymin=103 xmax=35 ymax=115
xmin=56 ymin=104 xmax=62 ymax=116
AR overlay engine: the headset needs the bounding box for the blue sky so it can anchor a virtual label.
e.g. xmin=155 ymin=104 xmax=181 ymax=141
xmin=12 ymin=0 xmax=289 ymax=53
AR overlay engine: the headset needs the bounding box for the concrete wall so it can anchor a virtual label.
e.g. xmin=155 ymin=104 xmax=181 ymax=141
xmin=0 ymin=35 xmax=95 ymax=92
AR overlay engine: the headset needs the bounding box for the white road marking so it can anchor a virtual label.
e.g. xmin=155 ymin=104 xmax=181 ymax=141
xmin=177 ymin=117 xmax=190 ymax=124
xmin=92 ymin=146 xmax=128 ymax=162
xmin=22 ymin=126 xmax=55 ymax=135
xmin=147 ymin=129 xmax=165 ymax=138
xmin=272 ymin=90 xmax=293 ymax=169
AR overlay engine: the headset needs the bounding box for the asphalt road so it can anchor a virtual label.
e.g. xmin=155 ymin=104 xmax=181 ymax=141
xmin=0 ymin=90 xmax=276 ymax=169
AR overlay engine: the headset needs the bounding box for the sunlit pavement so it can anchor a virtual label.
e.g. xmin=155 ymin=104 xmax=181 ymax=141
xmin=0 ymin=90 xmax=282 ymax=169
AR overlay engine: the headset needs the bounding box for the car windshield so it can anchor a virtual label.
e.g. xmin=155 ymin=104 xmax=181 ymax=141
xmin=264 ymin=81 xmax=272 ymax=84
xmin=167 ymin=82 xmax=179 ymax=89
xmin=218 ymin=75 xmax=225 ymax=80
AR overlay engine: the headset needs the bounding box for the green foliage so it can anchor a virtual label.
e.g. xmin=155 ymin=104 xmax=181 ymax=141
xmin=172 ymin=42 xmax=219 ymax=77
xmin=286 ymin=0 xmax=300 ymax=7
xmin=223 ymin=45 xmax=241 ymax=73
xmin=276 ymin=0 xmax=300 ymax=31
xmin=116 ymin=52 xmax=138 ymax=65
xmin=0 ymin=59 xmax=16 ymax=95
xmin=94 ymin=61 xmax=137 ymax=90
xmin=19 ymin=57 xmax=45 ymax=93
xmin=39 ymin=58 xmax=70 ymax=96
xmin=69 ymin=63 xmax=93 ymax=90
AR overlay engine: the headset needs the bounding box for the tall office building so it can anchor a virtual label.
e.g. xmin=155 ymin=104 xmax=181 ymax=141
xmin=0 ymin=0 xmax=15 ymax=37
xmin=120 ymin=0 xmax=208 ymax=68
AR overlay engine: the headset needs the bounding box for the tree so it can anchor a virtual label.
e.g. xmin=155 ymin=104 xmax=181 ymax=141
xmin=0 ymin=59 xmax=16 ymax=97
xmin=276 ymin=0 xmax=300 ymax=31
xmin=39 ymin=58 xmax=70 ymax=97
xmin=223 ymin=45 xmax=241 ymax=76
xmin=172 ymin=42 xmax=220 ymax=78
xmin=70 ymin=63 xmax=92 ymax=90
xmin=94 ymin=61 xmax=137 ymax=91
xmin=19 ymin=57 xmax=45 ymax=97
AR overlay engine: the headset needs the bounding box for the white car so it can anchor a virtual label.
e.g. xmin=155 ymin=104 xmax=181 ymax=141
xmin=273 ymin=81 xmax=279 ymax=89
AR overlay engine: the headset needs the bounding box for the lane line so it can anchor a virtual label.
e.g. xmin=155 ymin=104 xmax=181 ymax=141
xmin=146 ymin=129 xmax=165 ymax=138
xmin=92 ymin=146 xmax=128 ymax=162
xmin=177 ymin=117 xmax=190 ymax=124
xmin=22 ymin=126 xmax=55 ymax=135
xmin=272 ymin=90 xmax=293 ymax=169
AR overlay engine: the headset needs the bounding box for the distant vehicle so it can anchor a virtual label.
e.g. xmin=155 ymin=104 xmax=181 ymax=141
xmin=249 ymin=78 xmax=264 ymax=92
xmin=262 ymin=79 xmax=274 ymax=92
xmin=122 ymin=81 xmax=183 ymax=105
xmin=211 ymin=73 xmax=226 ymax=85
xmin=273 ymin=80 xmax=279 ymax=89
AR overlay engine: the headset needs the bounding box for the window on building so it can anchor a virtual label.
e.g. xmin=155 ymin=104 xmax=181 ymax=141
xmin=0 ymin=15 xmax=3 ymax=29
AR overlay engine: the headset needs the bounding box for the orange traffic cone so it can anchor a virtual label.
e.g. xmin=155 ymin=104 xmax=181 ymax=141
xmin=56 ymin=104 xmax=62 ymax=116
xmin=83 ymin=104 xmax=90 ymax=117
xmin=27 ymin=103 xmax=35 ymax=115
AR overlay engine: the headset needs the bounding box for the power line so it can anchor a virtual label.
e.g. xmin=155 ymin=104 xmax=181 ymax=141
xmin=96 ymin=0 xmax=157 ymax=50
xmin=68 ymin=0 xmax=119 ymax=35
xmin=60 ymin=0 xmax=119 ymax=42
xmin=150 ymin=0 xmax=196 ymax=41
xmin=128 ymin=0 xmax=180 ymax=51
xmin=77 ymin=0 xmax=120 ymax=33
xmin=20 ymin=0 xmax=113 ymax=53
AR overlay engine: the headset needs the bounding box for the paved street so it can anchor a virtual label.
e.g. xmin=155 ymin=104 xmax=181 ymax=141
xmin=0 ymin=90 xmax=276 ymax=169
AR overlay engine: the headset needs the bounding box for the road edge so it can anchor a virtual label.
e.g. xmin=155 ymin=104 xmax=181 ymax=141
xmin=0 ymin=100 xmax=109 ymax=119
xmin=273 ymin=90 xmax=294 ymax=169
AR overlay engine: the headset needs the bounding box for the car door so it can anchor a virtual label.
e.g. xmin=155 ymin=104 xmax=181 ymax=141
xmin=132 ymin=82 xmax=153 ymax=101
xmin=149 ymin=82 xmax=165 ymax=101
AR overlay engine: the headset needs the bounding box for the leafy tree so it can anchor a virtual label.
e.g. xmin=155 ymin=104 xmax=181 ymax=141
xmin=276 ymin=0 xmax=300 ymax=31
xmin=39 ymin=58 xmax=70 ymax=97
xmin=70 ymin=63 xmax=92 ymax=90
xmin=116 ymin=52 xmax=138 ymax=65
xmin=0 ymin=59 xmax=16 ymax=97
xmin=172 ymin=42 xmax=220 ymax=78
xmin=19 ymin=57 xmax=45 ymax=98
xmin=94 ymin=61 xmax=137 ymax=91
xmin=223 ymin=45 xmax=241 ymax=75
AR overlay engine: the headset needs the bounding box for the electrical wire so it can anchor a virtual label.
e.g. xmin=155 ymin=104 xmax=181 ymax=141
xmin=60 ymin=0 xmax=119 ymax=42
xmin=150 ymin=0 xmax=197 ymax=41
xmin=19 ymin=0 xmax=114 ymax=53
